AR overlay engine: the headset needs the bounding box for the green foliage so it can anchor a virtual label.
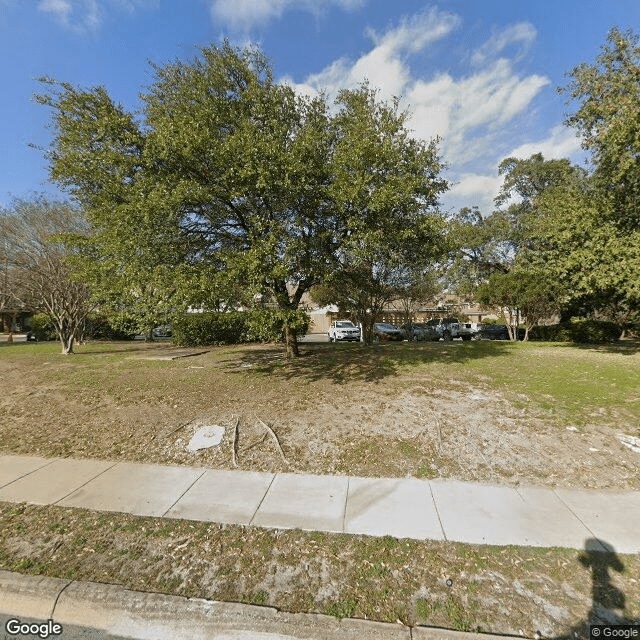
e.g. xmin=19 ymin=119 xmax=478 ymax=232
xmin=533 ymin=179 xmax=640 ymax=316
xmin=172 ymin=312 xmax=249 ymax=346
xmin=29 ymin=313 xmax=56 ymax=341
xmin=564 ymin=27 xmax=640 ymax=229
xmin=83 ymin=313 xmax=136 ymax=340
xmin=530 ymin=318 xmax=622 ymax=343
xmin=37 ymin=44 xmax=447 ymax=357
xmin=244 ymin=308 xmax=309 ymax=343
xmin=569 ymin=318 xmax=622 ymax=343
xmin=172 ymin=309 xmax=309 ymax=346
xmin=324 ymin=596 xmax=358 ymax=619
xmin=325 ymin=85 xmax=449 ymax=344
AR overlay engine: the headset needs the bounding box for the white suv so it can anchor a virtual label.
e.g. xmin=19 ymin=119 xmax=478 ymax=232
xmin=328 ymin=320 xmax=361 ymax=342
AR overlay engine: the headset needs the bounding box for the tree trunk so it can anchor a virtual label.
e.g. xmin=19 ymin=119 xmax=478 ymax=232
xmin=61 ymin=333 xmax=75 ymax=354
xmin=501 ymin=308 xmax=514 ymax=340
xmin=360 ymin=315 xmax=375 ymax=345
xmin=284 ymin=325 xmax=299 ymax=358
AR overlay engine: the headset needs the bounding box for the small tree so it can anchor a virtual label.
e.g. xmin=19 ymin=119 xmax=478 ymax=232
xmin=311 ymin=262 xmax=397 ymax=344
xmin=476 ymin=269 xmax=563 ymax=340
xmin=0 ymin=197 xmax=93 ymax=354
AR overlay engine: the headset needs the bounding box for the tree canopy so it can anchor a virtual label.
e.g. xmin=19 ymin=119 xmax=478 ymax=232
xmin=563 ymin=27 xmax=640 ymax=229
xmin=37 ymin=42 xmax=449 ymax=355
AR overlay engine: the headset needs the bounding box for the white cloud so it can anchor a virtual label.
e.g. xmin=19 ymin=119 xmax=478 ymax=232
xmin=38 ymin=0 xmax=74 ymax=24
xmin=443 ymin=173 xmax=503 ymax=213
xmin=288 ymin=17 xmax=550 ymax=172
xmin=38 ymin=0 xmax=153 ymax=31
xmin=407 ymin=58 xmax=549 ymax=149
xmin=366 ymin=8 xmax=461 ymax=55
xmin=450 ymin=173 xmax=502 ymax=198
xmin=290 ymin=8 xmax=461 ymax=103
xmin=288 ymin=15 xmax=566 ymax=213
xmin=210 ymin=0 xmax=364 ymax=31
xmin=506 ymin=124 xmax=582 ymax=161
xmin=442 ymin=126 xmax=585 ymax=213
xmin=471 ymin=22 xmax=537 ymax=66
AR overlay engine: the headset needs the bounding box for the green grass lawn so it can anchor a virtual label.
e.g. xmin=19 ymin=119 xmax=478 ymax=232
xmin=1 ymin=338 xmax=639 ymax=637
xmin=1 ymin=337 xmax=639 ymax=485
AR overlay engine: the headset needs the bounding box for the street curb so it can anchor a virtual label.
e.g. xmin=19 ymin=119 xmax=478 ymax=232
xmin=0 ymin=570 xmax=518 ymax=640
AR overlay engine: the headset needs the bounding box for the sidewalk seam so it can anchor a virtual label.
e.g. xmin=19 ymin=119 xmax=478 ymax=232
xmin=248 ymin=473 xmax=277 ymax=526
xmin=0 ymin=459 xmax=56 ymax=490
xmin=53 ymin=461 xmax=119 ymax=505
xmin=161 ymin=469 xmax=208 ymax=517
xmin=342 ymin=477 xmax=350 ymax=532
xmin=551 ymin=489 xmax=605 ymax=551
xmin=428 ymin=482 xmax=447 ymax=541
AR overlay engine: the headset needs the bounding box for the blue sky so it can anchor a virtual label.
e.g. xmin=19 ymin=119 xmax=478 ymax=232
xmin=1 ymin=0 xmax=638 ymax=212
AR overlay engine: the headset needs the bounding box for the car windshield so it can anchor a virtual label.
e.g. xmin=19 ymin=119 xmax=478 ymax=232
xmin=375 ymin=323 xmax=396 ymax=330
xmin=335 ymin=321 xmax=355 ymax=328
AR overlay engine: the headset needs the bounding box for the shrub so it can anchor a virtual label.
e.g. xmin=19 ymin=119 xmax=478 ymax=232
xmin=29 ymin=313 xmax=57 ymax=341
xmin=568 ymin=317 xmax=621 ymax=343
xmin=529 ymin=323 xmax=573 ymax=342
xmin=530 ymin=318 xmax=621 ymax=343
xmin=173 ymin=309 xmax=310 ymax=347
xmin=84 ymin=313 xmax=137 ymax=340
xmin=244 ymin=308 xmax=310 ymax=343
xmin=173 ymin=312 xmax=249 ymax=346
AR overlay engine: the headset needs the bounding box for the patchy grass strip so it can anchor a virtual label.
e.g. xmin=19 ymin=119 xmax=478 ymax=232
xmin=1 ymin=502 xmax=638 ymax=638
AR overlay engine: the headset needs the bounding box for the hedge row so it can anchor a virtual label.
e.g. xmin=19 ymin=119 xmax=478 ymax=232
xmin=530 ymin=318 xmax=622 ymax=343
xmin=28 ymin=313 xmax=137 ymax=341
xmin=172 ymin=309 xmax=310 ymax=347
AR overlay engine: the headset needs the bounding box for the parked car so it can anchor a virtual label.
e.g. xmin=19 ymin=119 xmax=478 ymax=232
xmin=373 ymin=322 xmax=404 ymax=342
xmin=328 ymin=320 xmax=361 ymax=342
xmin=152 ymin=324 xmax=173 ymax=338
xmin=425 ymin=317 xmax=459 ymax=340
xmin=398 ymin=323 xmax=438 ymax=341
xmin=398 ymin=323 xmax=422 ymax=341
xmin=476 ymin=324 xmax=509 ymax=340
xmin=415 ymin=323 xmax=440 ymax=341
xmin=449 ymin=322 xmax=474 ymax=341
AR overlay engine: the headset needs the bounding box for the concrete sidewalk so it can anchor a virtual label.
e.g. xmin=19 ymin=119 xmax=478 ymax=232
xmin=1 ymin=454 xmax=639 ymax=552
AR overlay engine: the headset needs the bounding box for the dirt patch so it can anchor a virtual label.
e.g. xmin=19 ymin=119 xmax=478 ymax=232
xmin=1 ymin=502 xmax=638 ymax=638
xmin=1 ymin=341 xmax=639 ymax=489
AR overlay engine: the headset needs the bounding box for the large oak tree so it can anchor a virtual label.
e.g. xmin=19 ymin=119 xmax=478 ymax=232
xmin=37 ymin=43 xmax=448 ymax=356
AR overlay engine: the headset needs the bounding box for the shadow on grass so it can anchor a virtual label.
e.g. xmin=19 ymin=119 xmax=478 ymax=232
xmin=229 ymin=340 xmax=514 ymax=384
xmin=74 ymin=342 xmax=179 ymax=357
xmin=566 ymin=338 xmax=640 ymax=356
xmin=554 ymin=539 xmax=638 ymax=639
